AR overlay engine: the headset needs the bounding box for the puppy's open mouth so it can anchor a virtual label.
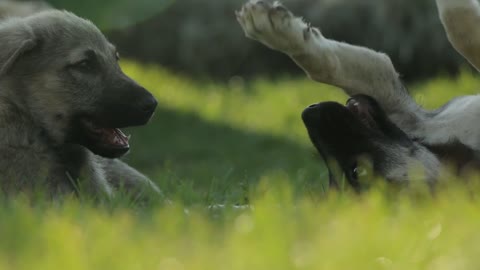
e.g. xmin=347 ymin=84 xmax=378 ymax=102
xmin=82 ymin=119 xmax=130 ymax=147
xmin=346 ymin=98 xmax=377 ymax=130
xmin=80 ymin=119 xmax=131 ymax=158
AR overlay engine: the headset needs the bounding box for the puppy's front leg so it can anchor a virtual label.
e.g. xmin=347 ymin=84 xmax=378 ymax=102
xmin=437 ymin=0 xmax=480 ymax=71
xmin=100 ymin=158 xmax=163 ymax=200
xmin=236 ymin=1 xmax=416 ymax=115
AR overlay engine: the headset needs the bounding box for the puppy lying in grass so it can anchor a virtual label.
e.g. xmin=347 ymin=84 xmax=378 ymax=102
xmin=237 ymin=0 xmax=480 ymax=190
xmin=0 ymin=10 xmax=161 ymax=199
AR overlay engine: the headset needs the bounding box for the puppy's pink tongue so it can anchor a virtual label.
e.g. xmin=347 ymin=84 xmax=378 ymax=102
xmin=102 ymin=128 xmax=130 ymax=147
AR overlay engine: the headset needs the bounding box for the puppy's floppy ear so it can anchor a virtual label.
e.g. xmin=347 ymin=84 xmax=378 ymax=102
xmin=0 ymin=39 xmax=37 ymax=77
xmin=0 ymin=19 xmax=38 ymax=77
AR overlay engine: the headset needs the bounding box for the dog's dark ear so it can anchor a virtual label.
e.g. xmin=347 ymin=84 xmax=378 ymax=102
xmin=0 ymin=21 xmax=38 ymax=77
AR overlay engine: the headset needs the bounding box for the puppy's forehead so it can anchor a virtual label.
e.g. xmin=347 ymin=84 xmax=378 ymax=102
xmin=68 ymin=44 xmax=116 ymax=61
xmin=27 ymin=10 xmax=114 ymax=54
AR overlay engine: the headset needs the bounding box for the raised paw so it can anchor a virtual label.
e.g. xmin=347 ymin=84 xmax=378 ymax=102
xmin=236 ymin=0 xmax=315 ymax=55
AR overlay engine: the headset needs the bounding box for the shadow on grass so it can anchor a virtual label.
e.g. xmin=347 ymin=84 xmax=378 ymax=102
xmin=123 ymin=107 xmax=328 ymax=205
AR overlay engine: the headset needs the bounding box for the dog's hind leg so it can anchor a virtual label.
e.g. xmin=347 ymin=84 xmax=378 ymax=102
xmin=236 ymin=1 xmax=421 ymax=122
xmin=437 ymin=0 xmax=480 ymax=72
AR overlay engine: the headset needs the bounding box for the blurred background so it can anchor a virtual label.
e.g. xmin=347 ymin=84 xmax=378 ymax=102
xmin=2 ymin=0 xmax=470 ymax=83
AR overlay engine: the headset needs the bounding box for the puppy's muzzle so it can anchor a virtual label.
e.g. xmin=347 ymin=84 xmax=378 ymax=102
xmin=73 ymin=76 xmax=158 ymax=159
xmin=121 ymin=85 xmax=158 ymax=127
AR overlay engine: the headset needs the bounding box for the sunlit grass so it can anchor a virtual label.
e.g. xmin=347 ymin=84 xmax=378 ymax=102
xmin=2 ymin=61 xmax=480 ymax=269
xmin=3 ymin=183 xmax=480 ymax=270
xmin=124 ymin=61 xmax=346 ymax=144
xmin=413 ymin=67 xmax=480 ymax=109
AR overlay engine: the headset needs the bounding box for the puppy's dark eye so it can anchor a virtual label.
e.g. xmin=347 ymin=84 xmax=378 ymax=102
xmin=76 ymin=59 xmax=91 ymax=68
xmin=351 ymin=165 xmax=358 ymax=180
xmin=70 ymin=59 xmax=93 ymax=71
xmin=352 ymin=166 xmax=368 ymax=180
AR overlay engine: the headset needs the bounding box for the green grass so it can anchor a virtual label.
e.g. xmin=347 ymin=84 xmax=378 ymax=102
xmin=123 ymin=62 xmax=347 ymax=204
xmin=3 ymin=62 xmax=480 ymax=269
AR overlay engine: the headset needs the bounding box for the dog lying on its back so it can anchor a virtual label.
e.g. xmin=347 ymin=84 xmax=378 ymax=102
xmin=237 ymin=0 xmax=480 ymax=190
xmin=0 ymin=10 xmax=160 ymax=198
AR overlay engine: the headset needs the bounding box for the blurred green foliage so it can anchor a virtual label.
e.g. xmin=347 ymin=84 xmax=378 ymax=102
xmin=109 ymin=0 xmax=467 ymax=82
xmin=47 ymin=0 xmax=174 ymax=30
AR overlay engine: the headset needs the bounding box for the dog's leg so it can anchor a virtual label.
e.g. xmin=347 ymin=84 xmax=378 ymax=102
xmin=236 ymin=1 xmax=419 ymax=118
xmin=437 ymin=0 xmax=480 ymax=71
xmin=100 ymin=158 xmax=163 ymax=200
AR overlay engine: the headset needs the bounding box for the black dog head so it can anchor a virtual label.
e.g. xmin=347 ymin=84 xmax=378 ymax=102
xmin=302 ymin=94 xmax=414 ymax=191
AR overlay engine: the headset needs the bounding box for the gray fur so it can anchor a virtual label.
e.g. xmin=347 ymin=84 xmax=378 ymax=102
xmin=0 ymin=10 xmax=160 ymax=199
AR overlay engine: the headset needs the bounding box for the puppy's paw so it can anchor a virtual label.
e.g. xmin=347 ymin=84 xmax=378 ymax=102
xmin=236 ymin=1 xmax=317 ymax=54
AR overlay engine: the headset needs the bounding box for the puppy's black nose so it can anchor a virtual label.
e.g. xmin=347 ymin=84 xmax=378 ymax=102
xmin=141 ymin=95 xmax=158 ymax=114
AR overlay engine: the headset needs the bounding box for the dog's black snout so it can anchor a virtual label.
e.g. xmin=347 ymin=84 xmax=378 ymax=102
xmin=141 ymin=94 xmax=158 ymax=114
xmin=302 ymin=101 xmax=350 ymax=125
